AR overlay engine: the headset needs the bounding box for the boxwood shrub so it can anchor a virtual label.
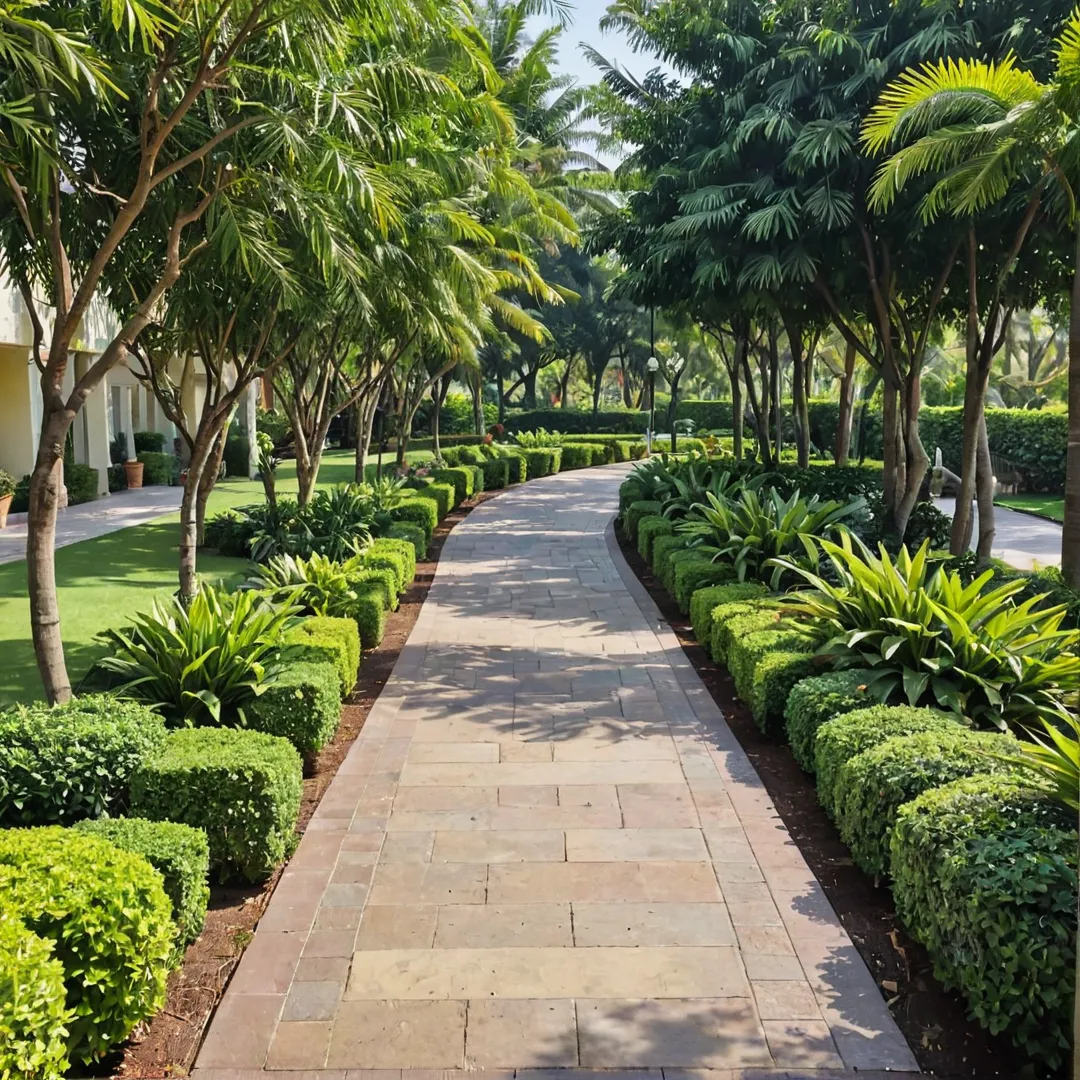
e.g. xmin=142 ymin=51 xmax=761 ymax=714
xmin=368 ymin=536 xmax=416 ymax=590
xmin=672 ymin=555 xmax=735 ymax=612
xmin=637 ymin=514 xmax=673 ymax=561
xmin=835 ymin=729 xmax=1020 ymax=879
xmin=728 ymin=625 xmax=819 ymax=704
xmin=136 ymin=451 xmax=175 ymax=486
xmin=500 ymin=449 xmax=528 ymax=483
xmin=651 ymin=533 xmax=692 ymax=585
xmin=359 ymin=544 xmax=406 ymax=594
xmin=750 ymin=651 xmax=819 ymax=736
xmin=284 ymin=615 xmax=361 ymax=695
xmin=891 ymin=775 xmax=1077 ymax=1067
xmin=784 ymin=669 xmax=877 ymax=772
xmin=390 ymin=497 xmax=438 ymax=542
xmin=134 ymin=430 xmax=167 ymax=453
xmin=387 ymin=521 xmax=427 ymax=560
xmin=559 ymin=443 xmax=607 ymax=469
xmin=0 ymin=913 xmax=70 ymax=1080
xmin=410 ymin=480 xmax=454 ymax=521
xmin=431 ymin=466 xmax=473 ymax=505
xmin=689 ymin=582 xmax=769 ymax=645
xmin=247 ymin=660 xmax=341 ymax=754
xmin=619 ymin=479 xmax=644 ymax=513
xmin=0 ymin=695 xmax=167 ymax=827
xmin=350 ymin=566 xmax=397 ymax=611
xmin=75 ymin=817 xmax=210 ymax=949
xmin=623 ymin=500 xmax=661 ymax=542
xmin=813 ymin=706 xmax=960 ymax=820
xmin=709 ymin=602 xmax=783 ymax=666
xmin=480 ymin=456 xmax=510 ymax=490
xmin=350 ymin=585 xmax=387 ymax=648
xmin=130 ymin=727 xmax=303 ymax=882
xmin=66 ymin=463 xmax=99 ymax=505
xmin=659 ymin=547 xmax=707 ymax=596
xmin=0 ymin=826 xmax=174 ymax=1063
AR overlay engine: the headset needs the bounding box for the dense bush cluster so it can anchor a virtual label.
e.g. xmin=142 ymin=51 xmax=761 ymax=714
xmin=622 ymin=455 xmax=1078 ymax=1066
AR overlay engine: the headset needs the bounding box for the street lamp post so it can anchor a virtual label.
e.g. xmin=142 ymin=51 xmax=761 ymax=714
xmin=646 ymin=356 xmax=659 ymax=455
xmin=668 ymin=354 xmax=685 ymax=452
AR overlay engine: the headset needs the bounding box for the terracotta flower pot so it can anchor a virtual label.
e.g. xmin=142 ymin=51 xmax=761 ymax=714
xmin=0 ymin=492 xmax=11 ymax=529
xmin=124 ymin=460 xmax=145 ymax=489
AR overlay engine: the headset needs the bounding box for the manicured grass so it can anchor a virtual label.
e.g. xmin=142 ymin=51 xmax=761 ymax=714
xmin=995 ymin=494 xmax=1065 ymax=523
xmin=0 ymin=449 xmax=434 ymax=706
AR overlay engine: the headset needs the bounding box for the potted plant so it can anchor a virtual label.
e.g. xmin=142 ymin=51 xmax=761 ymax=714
xmin=115 ymin=434 xmax=144 ymax=488
xmin=0 ymin=469 xmax=14 ymax=528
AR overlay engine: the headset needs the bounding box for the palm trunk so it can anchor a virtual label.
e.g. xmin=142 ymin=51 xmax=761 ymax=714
xmin=835 ymin=340 xmax=857 ymax=465
xmin=1062 ymin=227 xmax=1080 ymax=587
xmin=27 ymin=407 xmax=73 ymax=703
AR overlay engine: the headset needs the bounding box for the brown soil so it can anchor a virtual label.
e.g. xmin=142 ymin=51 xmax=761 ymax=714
xmin=114 ymin=490 xmax=500 ymax=1079
xmin=615 ymin=529 xmax=1036 ymax=1080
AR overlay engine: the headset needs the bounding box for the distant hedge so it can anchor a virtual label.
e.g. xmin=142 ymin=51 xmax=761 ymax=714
xmin=503 ymin=409 xmax=647 ymax=435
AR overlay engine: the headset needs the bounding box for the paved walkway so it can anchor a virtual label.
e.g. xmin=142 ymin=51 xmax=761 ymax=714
xmin=0 ymin=486 xmax=183 ymax=565
xmin=194 ymin=465 xmax=920 ymax=1080
xmin=934 ymin=497 xmax=1061 ymax=570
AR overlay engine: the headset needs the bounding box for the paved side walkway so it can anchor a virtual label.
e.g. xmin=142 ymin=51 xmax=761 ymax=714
xmin=0 ymin=486 xmax=183 ymax=565
xmin=194 ymin=465 xmax=920 ymax=1079
xmin=934 ymin=497 xmax=1061 ymax=569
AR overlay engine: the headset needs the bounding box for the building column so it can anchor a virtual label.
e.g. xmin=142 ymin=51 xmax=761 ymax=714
xmin=118 ymin=385 xmax=135 ymax=461
xmin=79 ymin=359 xmax=111 ymax=496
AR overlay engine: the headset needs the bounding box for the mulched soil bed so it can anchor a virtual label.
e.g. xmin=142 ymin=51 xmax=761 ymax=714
xmin=616 ymin=528 xmax=1033 ymax=1080
xmin=114 ymin=490 xmax=501 ymax=1079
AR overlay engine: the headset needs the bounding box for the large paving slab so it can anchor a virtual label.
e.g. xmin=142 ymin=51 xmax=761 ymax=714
xmin=194 ymin=464 xmax=921 ymax=1078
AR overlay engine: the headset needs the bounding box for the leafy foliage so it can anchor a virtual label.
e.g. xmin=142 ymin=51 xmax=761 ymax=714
xmin=96 ymin=586 xmax=298 ymax=727
xmin=784 ymin=668 xmax=876 ymax=772
xmin=282 ymin=616 xmax=361 ymax=697
xmin=246 ymin=661 xmax=341 ymax=754
xmin=0 ymin=696 xmax=166 ymax=826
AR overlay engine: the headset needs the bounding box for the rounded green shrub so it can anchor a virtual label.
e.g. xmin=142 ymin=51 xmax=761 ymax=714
xmin=411 ymin=480 xmax=455 ymax=520
xmin=673 ymin=557 xmax=735 ymax=613
xmin=660 ymin=547 xmax=708 ymax=596
xmin=814 ymin=705 xmax=960 ymax=819
xmin=619 ymin=479 xmax=645 ymax=513
xmin=284 ymin=615 xmax=361 ymax=694
xmin=386 ymin=521 xmax=427 ymax=560
xmin=0 ymin=695 xmax=167 ymax=826
xmin=517 ymin=447 xmax=558 ymax=479
xmin=390 ymin=498 xmax=438 ymax=542
xmin=500 ymin=449 xmax=528 ymax=483
xmin=624 ymin=500 xmax=661 ymax=542
xmin=247 ymin=660 xmax=341 ymax=753
xmin=891 ymin=775 xmax=1077 ymax=1067
xmin=636 ymin=514 xmax=673 ymax=561
xmin=0 ymin=913 xmax=70 ymax=1080
xmin=651 ymin=533 xmax=692 ymax=585
xmin=688 ymin=582 xmax=769 ymax=646
xmin=729 ymin=625 xmax=819 ymax=703
xmin=784 ymin=668 xmax=876 ymax=772
xmin=130 ymin=727 xmax=302 ymax=882
xmin=349 ymin=586 xmax=387 ymax=648
xmin=480 ymin=456 xmax=509 ymax=490
xmin=835 ymin=728 xmax=1020 ymax=879
xmin=750 ymin=651 xmax=818 ymax=736
xmin=710 ymin=603 xmax=780 ymax=665
xmin=430 ymin=466 xmax=472 ymax=505
xmin=368 ymin=536 xmax=416 ymax=589
xmin=75 ymin=817 xmax=210 ymax=949
xmin=0 ymin=827 xmax=174 ymax=1063
xmin=349 ymin=566 xmax=397 ymax=611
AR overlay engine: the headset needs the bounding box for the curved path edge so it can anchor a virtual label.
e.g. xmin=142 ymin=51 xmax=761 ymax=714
xmin=192 ymin=464 xmax=921 ymax=1080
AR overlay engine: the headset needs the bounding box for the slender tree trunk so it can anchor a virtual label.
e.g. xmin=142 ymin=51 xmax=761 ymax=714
xmin=471 ymin=371 xmax=483 ymax=435
xmin=784 ymin=316 xmax=809 ymax=468
xmin=895 ymin=369 xmax=930 ymax=539
xmin=952 ymin=235 xmax=983 ymax=555
xmin=522 ymin=367 xmax=538 ymax=409
xmin=179 ymin=432 xmax=217 ymax=602
xmin=1063 ymin=228 xmax=1080 ymax=587
xmin=620 ymin=351 xmax=634 ymax=408
xmin=975 ymin=411 xmax=995 ymax=563
xmin=769 ymin=329 xmax=782 ymax=460
xmin=431 ymin=380 xmax=445 ymax=459
xmin=835 ymin=341 xmax=857 ymax=465
xmin=497 ymin=370 xmax=506 ymax=422
xmin=195 ymin=428 xmax=226 ymax=546
xmin=27 ymin=407 xmax=73 ymax=703
xmin=559 ymin=359 xmax=572 ymax=407
xmin=731 ymin=338 xmax=745 ymax=460
xmin=743 ymin=344 xmax=771 ymax=467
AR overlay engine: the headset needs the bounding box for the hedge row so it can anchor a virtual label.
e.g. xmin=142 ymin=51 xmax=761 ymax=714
xmin=624 ymin=491 xmax=1077 ymax=1066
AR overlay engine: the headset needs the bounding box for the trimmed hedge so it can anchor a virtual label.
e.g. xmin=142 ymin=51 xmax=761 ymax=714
xmin=650 ymin=533 xmax=692 ymax=586
xmin=0 ymin=826 xmax=174 ymax=1063
xmin=619 ymin=479 xmax=645 ymax=514
xmin=504 ymin=408 xmax=646 ymax=435
xmin=409 ymin=480 xmax=454 ymax=521
xmin=349 ymin=567 xmax=397 ymax=611
xmin=246 ymin=660 xmax=341 ymax=754
xmin=813 ymin=706 xmax=960 ymax=820
xmin=750 ymin=651 xmax=819 ymax=736
xmin=75 ymin=817 xmax=210 ymax=949
xmin=689 ymin=582 xmax=769 ymax=646
xmin=624 ymin=500 xmax=661 ymax=541
xmin=659 ymin=547 xmax=707 ymax=596
xmin=892 ymin=776 xmax=1077 ymax=1067
xmin=390 ymin=497 xmax=438 ymax=542
xmin=673 ymin=558 xmax=735 ymax=613
xmin=284 ymin=615 xmax=361 ymax=695
xmin=387 ymin=521 xmax=427 ymax=560
xmin=130 ymin=727 xmax=303 ymax=882
xmin=516 ymin=446 xmax=560 ymax=479
xmin=637 ymin=514 xmax=674 ymax=561
xmin=480 ymin=456 xmax=510 ymax=490
xmin=560 ymin=442 xmax=606 ymax=470
xmin=834 ymin=729 xmax=1019 ymax=879
xmin=431 ymin=466 xmax=473 ymax=505
xmin=0 ymin=913 xmax=70 ymax=1080
xmin=784 ymin=669 xmax=876 ymax=772
xmin=0 ymin=696 xmax=167 ymax=827
xmin=499 ymin=448 xmax=528 ymax=483
xmin=368 ymin=536 xmax=416 ymax=590
xmin=136 ymin=451 xmax=175 ymax=485
xmin=709 ymin=602 xmax=782 ymax=666
xmin=729 ymin=625 xmax=819 ymax=704
xmin=359 ymin=542 xmax=408 ymax=594
xmin=134 ymin=430 xmax=167 ymax=453
xmin=350 ymin=586 xmax=387 ymax=648
xmin=66 ymin=463 xmax=99 ymax=505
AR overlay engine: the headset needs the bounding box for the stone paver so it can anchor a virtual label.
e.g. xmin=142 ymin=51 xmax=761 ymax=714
xmin=194 ymin=465 xmax=921 ymax=1078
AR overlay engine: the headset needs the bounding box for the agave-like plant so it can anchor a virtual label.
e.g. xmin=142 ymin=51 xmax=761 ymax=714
xmin=300 ymin=486 xmax=375 ymax=562
xmin=246 ymin=551 xmax=365 ymax=619
xmin=661 ymin=466 xmax=768 ymax=521
xmin=994 ymin=714 xmax=1080 ymax=812
xmin=772 ymin=535 xmax=1080 ymax=731
xmin=514 ymin=427 xmax=563 ymax=448
xmin=96 ymin=586 xmax=300 ymax=726
xmin=679 ymin=487 xmax=864 ymax=588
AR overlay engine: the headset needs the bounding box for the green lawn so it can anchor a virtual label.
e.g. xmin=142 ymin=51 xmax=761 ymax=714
xmin=995 ymin=494 xmax=1065 ymax=523
xmin=0 ymin=449 xmax=433 ymax=707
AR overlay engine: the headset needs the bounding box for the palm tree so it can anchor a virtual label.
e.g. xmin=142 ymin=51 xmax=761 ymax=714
xmin=860 ymin=20 xmax=1080 ymax=579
